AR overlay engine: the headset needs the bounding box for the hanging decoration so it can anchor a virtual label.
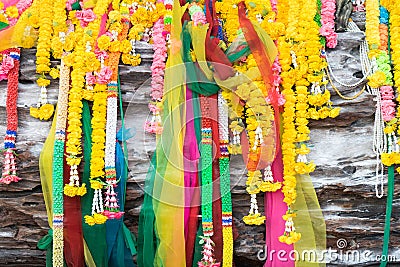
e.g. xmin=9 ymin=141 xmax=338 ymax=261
xmin=5 ymin=0 xmax=393 ymax=264
xmin=0 ymin=48 xmax=21 ymax=184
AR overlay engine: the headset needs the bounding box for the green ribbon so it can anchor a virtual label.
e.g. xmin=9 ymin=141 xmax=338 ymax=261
xmin=71 ymin=1 xmax=81 ymax=10
xmin=0 ymin=22 xmax=9 ymax=31
xmin=82 ymin=100 xmax=108 ymax=267
xmin=37 ymin=229 xmax=53 ymax=267
xmin=380 ymin=165 xmax=394 ymax=267
xmin=122 ymin=224 xmax=137 ymax=256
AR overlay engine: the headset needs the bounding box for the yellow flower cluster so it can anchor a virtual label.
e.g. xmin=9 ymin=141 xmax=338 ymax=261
xmin=215 ymin=0 xmax=241 ymax=43
xmin=35 ymin=0 xmax=53 ymax=75
xmin=243 ymin=213 xmax=265 ymax=225
xmin=245 ymin=170 xmax=282 ymax=194
xmin=64 ymin=183 xmax=87 ymax=197
xmin=365 ymin=0 xmax=381 ymax=58
xmin=90 ymin=84 xmax=108 ymax=179
xmin=30 ymin=104 xmax=55 ymax=120
xmin=278 ymin=0 xmax=337 ymax=244
xmin=50 ymin=0 xmax=68 ymax=59
xmin=84 ymin=213 xmax=108 ymax=226
xmin=122 ymin=0 xmax=165 ymax=65
xmin=368 ymin=70 xmax=386 ymax=88
xmin=279 ymin=229 xmax=301 ymax=244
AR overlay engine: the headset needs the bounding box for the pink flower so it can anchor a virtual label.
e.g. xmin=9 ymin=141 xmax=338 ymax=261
xmin=0 ymin=175 xmax=21 ymax=184
xmin=326 ymin=33 xmax=338 ymax=48
xmin=0 ymin=73 xmax=7 ymax=81
xmin=192 ymin=12 xmax=207 ymax=26
xmin=148 ymin=103 xmax=160 ymax=113
xmin=75 ymin=9 xmax=96 ymax=27
xmin=320 ymin=25 xmax=333 ymax=37
xmin=94 ymin=49 xmax=109 ymax=60
xmin=150 ymin=89 xmax=163 ymax=100
xmin=382 ymin=105 xmax=396 ymax=121
xmin=2 ymin=56 xmax=14 ymax=72
xmin=96 ymin=66 xmax=113 ymax=84
xmin=80 ymin=9 xmax=96 ymax=22
xmin=86 ymin=72 xmax=96 ymax=85
xmin=380 ymin=86 xmax=394 ymax=99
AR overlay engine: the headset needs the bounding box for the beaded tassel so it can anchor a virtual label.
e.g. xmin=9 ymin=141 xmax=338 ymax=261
xmin=1 ymin=49 xmax=21 ymax=184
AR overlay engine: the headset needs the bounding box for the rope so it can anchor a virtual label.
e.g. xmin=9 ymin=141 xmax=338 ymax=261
xmin=326 ymin=69 xmax=367 ymax=100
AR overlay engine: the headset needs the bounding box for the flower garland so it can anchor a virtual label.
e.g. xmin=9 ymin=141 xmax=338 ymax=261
xmin=50 ymin=0 xmax=68 ymax=60
xmin=381 ymin=1 xmax=400 ymax=171
xmin=145 ymin=18 xmax=166 ymax=134
xmin=320 ymin=0 xmax=337 ymax=48
xmin=65 ymin=0 xmax=109 ymax=202
xmin=218 ymin=92 xmax=233 ymax=267
xmin=198 ymin=96 xmax=219 ymax=267
xmin=103 ymin=19 xmax=130 ymax=220
xmin=0 ymin=49 xmax=21 ymax=184
xmin=52 ymin=59 xmax=71 ymax=267
xmin=30 ymin=0 xmax=55 ymax=121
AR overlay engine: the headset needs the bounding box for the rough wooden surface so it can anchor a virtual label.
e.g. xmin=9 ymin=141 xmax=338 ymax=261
xmin=0 ymin=17 xmax=399 ymax=267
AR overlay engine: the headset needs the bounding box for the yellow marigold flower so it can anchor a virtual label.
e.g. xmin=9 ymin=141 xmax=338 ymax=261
xmin=108 ymin=10 xmax=121 ymax=22
xmin=66 ymin=156 xmax=81 ymax=166
xmin=282 ymin=212 xmax=297 ymax=221
xmin=368 ymin=71 xmax=386 ymax=88
xmin=93 ymin=213 xmax=108 ymax=224
xmin=109 ymin=41 xmax=120 ymax=52
xmin=243 ymin=213 xmax=265 ymax=225
xmin=296 ymin=144 xmax=310 ymax=155
xmin=120 ymin=39 xmax=132 ymax=54
xmin=98 ymin=35 xmax=111 ymax=51
xmin=381 ymin=153 xmax=393 ymax=166
xmin=90 ymin=180 xmax=103 ymax=190
xmin=259 ymin=181 xmax=282 ymax=192
xmin=77 ymin=184 xmax=87 ymax=196
xmin=0 ymin=13 xmax=7 ymax=23
xmin=82 ymin=89 xmax=94 ymax=101
xmin=30 ymin=107 xmax=40 ymax=119
xmin=384 ymin=125 xmax=395 ymax=134
xmin=49 ymin=68 xmax=60 ymax=79
xmin=279 ymin=231 xmax=301 ymax=245
xmin=6 ymin=6 xmax=19 ymax=18
xmin=84 ymin=215 xmax=96 ymax=226
xmin=39 ymin=104 xmax=54 ymax=120
xmin=37 ymin=77 xmax=50 ymax=87
xmin=318 ymin=106 xmax=331 ymax=119
xmin=0 ymin=2 xmax=4 ymax=9
xmin=64 ymin=184 xmax=78 ymax=197
xmin=329 ymin=107 xmax=341 ymax=118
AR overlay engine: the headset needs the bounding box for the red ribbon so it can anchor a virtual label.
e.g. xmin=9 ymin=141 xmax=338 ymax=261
xmin=238 ymin=1 xmax=281 ymax=161
xmin=63 ymin=129 xmax=85 ymax=267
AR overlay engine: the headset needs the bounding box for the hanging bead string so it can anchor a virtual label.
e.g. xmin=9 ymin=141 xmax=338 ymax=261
xmin=327 ymin=20 xmax=388 ymax=197
xmin=103 ymin=19 xmax=130 ymax=220
xmin=1 ymin=49 xmax=21 ymax=185
xmin=218 ymin=92 xmax=233 ymax=267
xmin=52 ymin=58 xmax=71 ymax=267
xmin=198 ymin=95 xmax=219 ymax=267
xmin=325 ymin=21 xmax=373 ymax=90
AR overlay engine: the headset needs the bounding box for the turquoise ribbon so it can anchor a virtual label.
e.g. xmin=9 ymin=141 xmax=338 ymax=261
xmin=380 ymin=165 xmax=394 ymax=267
